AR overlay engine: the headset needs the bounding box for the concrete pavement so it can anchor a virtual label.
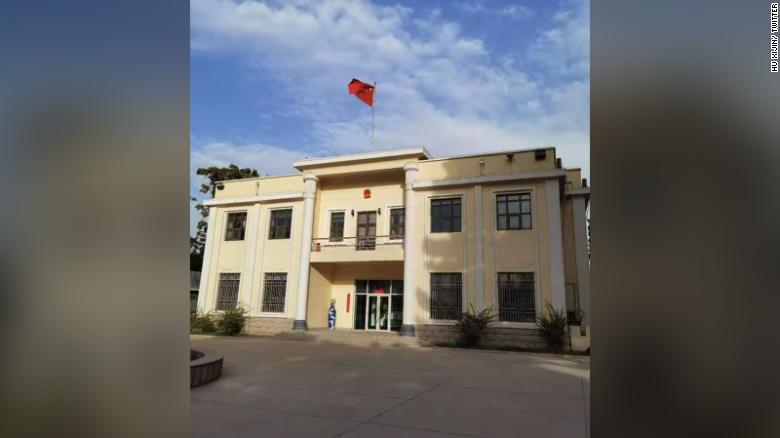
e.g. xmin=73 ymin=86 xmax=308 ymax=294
xmin=190 ymin=336 xmax=589 ymax=437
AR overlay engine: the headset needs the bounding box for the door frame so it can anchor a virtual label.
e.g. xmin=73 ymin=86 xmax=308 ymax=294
xmin=356 ymin=211 xmax=377 ymax=250
xmin=361 ymin=293 xmax=390 ymax=331
xmin=353 ymin=279 xmax=401 ymax=332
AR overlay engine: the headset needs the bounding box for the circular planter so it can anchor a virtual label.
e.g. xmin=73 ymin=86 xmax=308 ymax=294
xmin=190 ymin=349 xmax=223 ymax=387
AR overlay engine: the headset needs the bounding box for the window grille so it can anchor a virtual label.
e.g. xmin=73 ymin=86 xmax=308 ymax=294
xmin=497 ymin=272 xmax=535 ymax=322
xmin=329 ymin=212 xmax=345 ymax=242
xmin=269 ymin=209 xmax=292 ymax=239
xmin=216 ymin=273 xmax=240 ymax=311
xmin=430 ymin=272 xmax=462 ymax=320
xmin=497 ymin=193 xmax=532 ymax=230
xmin=431 ymin=198 xmax=461 ymax=233
xmin=390 ymin=208 xmax=405 ymax=240
xmin=261 ymin=272 xmax=287 ymax=313
xmin=225 ymin=212 xmax=247 ymax=241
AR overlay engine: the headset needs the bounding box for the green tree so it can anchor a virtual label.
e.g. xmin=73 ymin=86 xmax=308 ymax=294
xmin=191 ymin=164 xmax=259 ymax=262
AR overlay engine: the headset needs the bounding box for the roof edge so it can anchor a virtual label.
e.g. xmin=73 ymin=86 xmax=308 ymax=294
xmin=293 ymin=147 xmax=431 ymax=170
xmin=421 ymin=146 xmax=556 ymax=163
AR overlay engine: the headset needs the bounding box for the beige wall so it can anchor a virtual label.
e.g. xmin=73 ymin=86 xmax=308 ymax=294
xmin=198 ymin=147 xmax=588 ymax=332
xmin=200 ymin=198 xmax=304 ymax=320
xmin=251 ymin=200 xmax=304 ymax=317
xmin=306 ymin=264 xmax=334 ymax=329
xmin=313 ymin=172 xmax=404 ymax=240
xmin=565 ymin=168 xmax=583 ymax=189
xmin=410 ymin=187 xmax=470 ymax=324
xmin=215 ymin=174 xmax=304 ymax=198
xmin=298 ymin=155 xmax=424 ymax=177
xmin=484 ymin=182 xmax=549 ymax=315
xmin=407 ymin=178 xmax=552 ymax=326
xmin=416 ymin=148 xmax=556 ymax=181
xmin=562 ymin=198 xmax=579 ymax=285
xmin=305 ymin=262 xmax=404 ymax=329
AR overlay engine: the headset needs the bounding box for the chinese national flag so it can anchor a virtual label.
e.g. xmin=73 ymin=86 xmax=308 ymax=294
xmin=348 ymin=78 xmax=374 ymax=107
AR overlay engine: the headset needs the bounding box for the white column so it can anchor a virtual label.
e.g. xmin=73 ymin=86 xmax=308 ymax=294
xmin=239 ymin=204 xmax=261 ymax=310
xmin=572 ymin=196 xmax=591 ymax=328
xmin=197 ymin=208 xmax=218 ymax=312
xmin=292 ymin=173 xmax=318 ymax=331
xmin=401 ymin=163 xmax=419 ymax=336
xmin=545 ymin=179 xmax=567 ymax=313
xmin=473 ymin=185 xmax=485 ymax=312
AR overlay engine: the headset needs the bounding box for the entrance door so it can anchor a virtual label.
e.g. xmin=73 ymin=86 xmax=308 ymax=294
xmin=356 ymin=211 xmax=376 ymax=250
xmin=365 ymin=295 xmax=389 ymax=331
xmin=354 ymin=280 xmax=403 ymax=332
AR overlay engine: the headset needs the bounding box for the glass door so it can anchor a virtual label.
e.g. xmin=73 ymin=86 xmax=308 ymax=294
xmin=367 ymin=296 xmax=377 ymax=330
xmin=354 ymin=280 xmax=403 ymax=332
xmin=378 ymin=296 xmax=389 ymax=330
xmin=363 ymin=295 xmax=389 ymax=331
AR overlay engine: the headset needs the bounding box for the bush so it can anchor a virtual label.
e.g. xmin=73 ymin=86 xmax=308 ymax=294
xmin=455 ymin=303 xmax=496 ymax=347
xmin=215 ymin=307 xmax=248 ymax=336
xmin=536 ymin=303 xmax=568 ymax=351
xmin=190 ymin=311 xmax=216 ymax=334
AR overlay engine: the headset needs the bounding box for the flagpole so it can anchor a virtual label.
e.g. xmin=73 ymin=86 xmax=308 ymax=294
xmin=371 ymin=82 xmax=376 ymax=149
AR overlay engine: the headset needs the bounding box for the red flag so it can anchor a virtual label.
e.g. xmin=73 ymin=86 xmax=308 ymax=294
xmin=348 ymin=78 xmax=374 ymax=107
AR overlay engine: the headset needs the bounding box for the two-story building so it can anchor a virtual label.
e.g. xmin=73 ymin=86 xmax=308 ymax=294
xmin=196 ymin=147 xmax=590 ymax=350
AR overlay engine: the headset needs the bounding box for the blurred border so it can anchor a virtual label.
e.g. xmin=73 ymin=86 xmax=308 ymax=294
xmin=0 ymin=1 xmax=190 ymax=437
xmin=593 ymin=1 xmax=780 ymax=437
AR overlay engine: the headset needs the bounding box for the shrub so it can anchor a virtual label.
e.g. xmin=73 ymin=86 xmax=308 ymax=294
xmin=536 ymin=303 xmax=568 ymax=351
xmin=455 ymin=303 xmax=496 ymax=347
xmin=190 ymin=311 xmax=216 ymax=334
xmin=215 ymin=307 xmax=248 ymax=336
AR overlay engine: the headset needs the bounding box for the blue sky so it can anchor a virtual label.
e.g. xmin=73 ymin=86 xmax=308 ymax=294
xmin=191 ymin=0 xmax=589 ymax=233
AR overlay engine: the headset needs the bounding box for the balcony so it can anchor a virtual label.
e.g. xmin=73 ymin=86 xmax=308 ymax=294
xmin=309 ymin=235 xmax=404 ymax=263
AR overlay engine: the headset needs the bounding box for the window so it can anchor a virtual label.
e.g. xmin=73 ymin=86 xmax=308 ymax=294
xmin=329 ymin=211 xmax=345 ymax=242
xmin=215 ymin=273 xmax=240 ymax=311
xmin=497 ymin=272 xmax=535 ymax=322
xmin=261 ymin=272 xmax=287 ymax=313
xmin=431 ymin=197 xmax=461 ymax=233
xmin=429 ymin=272 xmax=462 ymax=320
xmin=269 ymin=209 xmax=292 ymax=239
xmin=389 ymin=208 xmax=405 ymax=240
xmin=224 ymin=212 xmax=247 ymax=241
xmin=497 ymin=193 xmax=531 ymax=230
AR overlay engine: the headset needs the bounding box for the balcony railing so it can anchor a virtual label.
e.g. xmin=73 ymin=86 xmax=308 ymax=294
xmin=311 ymin=235 xmax=403 ymax=252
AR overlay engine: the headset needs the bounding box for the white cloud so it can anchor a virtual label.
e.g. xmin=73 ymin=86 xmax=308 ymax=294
xmin=190 ymin=141 xmax=307 ymax=178
xmin=457 ymin=1 xmax=534 ymax=20
xmin=529 ymin=0 xmax=589 ymax=77
xmin=455 ymin=1 xmax=486 ymax=13
xmin=191 ymin=0 xmax=589 ymax=176
xmin=499 ymin=4 xmax=534 ymax=20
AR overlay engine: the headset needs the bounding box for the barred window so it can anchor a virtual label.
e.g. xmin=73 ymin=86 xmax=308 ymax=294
xmin=329 ymin=212 xmax=345 ymax=242
xmin=225 ymin=212 xmax=247 ymax=241
xmin=431 ymin=198 xmax=461 ymax=233
xmin=269 ymin=209 xmax=292 ymax=239
xmin=261 ymin=272 xmax=287 ymax=313
xmin=389 ymin=208 xmax=404 ymax=240
xmin=430 ymin=272 xmax=462 ymax=320
xmin=497 ymin=272 xmax=535 ymax=322
xmin=216 ymin=273 xmax=240 ymax=311
xmin=497 ymin=193 xmax=531 ymax=230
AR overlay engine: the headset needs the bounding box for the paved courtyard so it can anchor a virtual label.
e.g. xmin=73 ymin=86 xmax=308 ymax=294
xmin=191 ymin=336 xmax=590 ymax=437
